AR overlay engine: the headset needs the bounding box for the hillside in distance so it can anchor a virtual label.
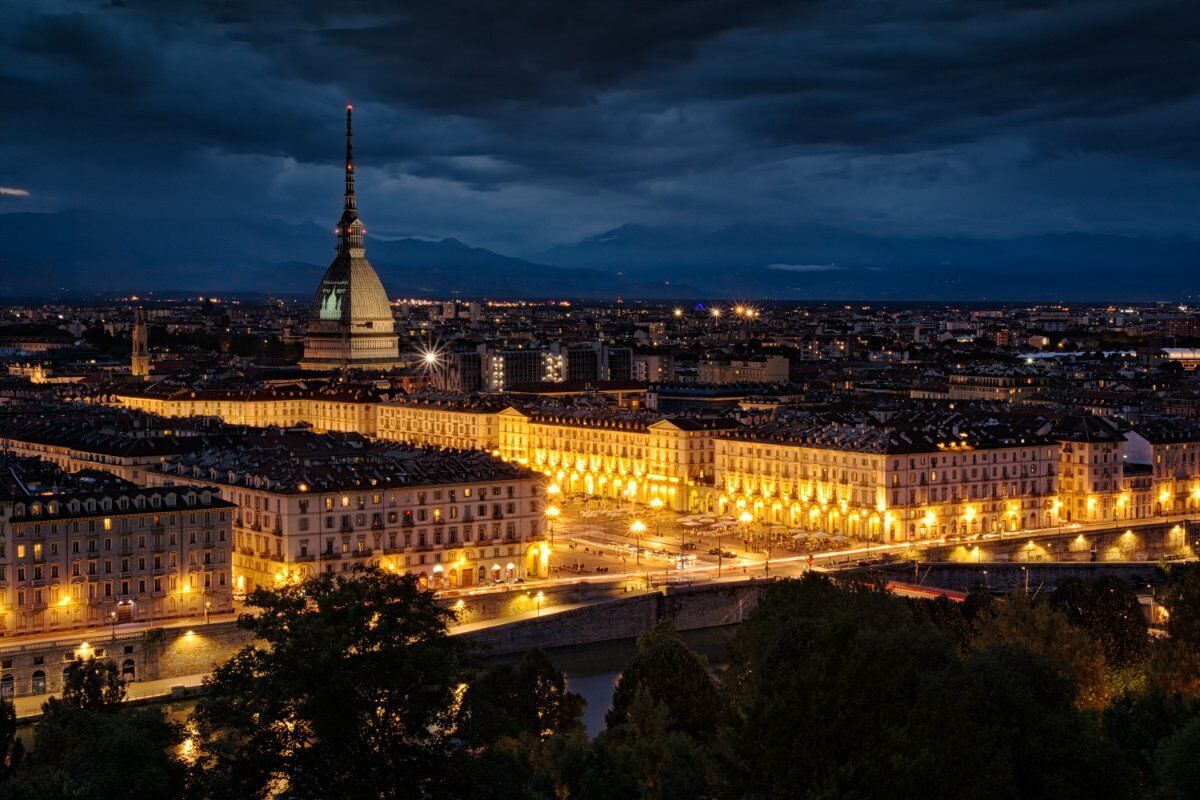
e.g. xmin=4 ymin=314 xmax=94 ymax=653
xmin=2 ymin=211 xmax=1200 ymax=301
xmin=0 ymin=211 xmax=635 ymax=299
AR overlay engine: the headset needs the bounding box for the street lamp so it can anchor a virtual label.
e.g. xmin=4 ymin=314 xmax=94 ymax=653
xmin=630 ymin=519 xmax=647 ymax=567
xmin=535 ymin=590 xmax=545 ymax=617
xmin=204 ymin=600 xmax=212 ymax=624
xmin=650 ymin=496 xmax=664 ymax=539
xmin=109 ymin=610 xmax=117 ymax=641
xmin=738 ymin=510 xmax=753 ymax=556
xmin=545 ymin=504 xmax=560 ymax=549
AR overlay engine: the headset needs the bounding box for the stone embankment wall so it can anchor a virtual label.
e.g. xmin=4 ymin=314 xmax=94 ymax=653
xmin=0 ymin=620 xmax=254 ymax=699
xmin=460 ymin=579 xmax=769 ymax=656
xmin=919 ymin=520 xmax=1196 ymax=564
xmin=872 ymin=561 xmax=1165 ymax=594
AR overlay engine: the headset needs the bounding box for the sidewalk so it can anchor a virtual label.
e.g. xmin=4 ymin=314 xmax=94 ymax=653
xmin=14 ymin=671 xmax=208 ymax=719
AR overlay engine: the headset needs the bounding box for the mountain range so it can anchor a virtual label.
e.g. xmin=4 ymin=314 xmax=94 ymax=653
xmin=2 ymin=211 xmax=1199 ymax=301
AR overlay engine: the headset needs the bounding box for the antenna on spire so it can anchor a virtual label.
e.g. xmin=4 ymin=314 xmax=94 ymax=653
xmin=337 ymin=102 xmax=364 ymax=254
xmin=345 ymin=101 xmax=354 ymax=177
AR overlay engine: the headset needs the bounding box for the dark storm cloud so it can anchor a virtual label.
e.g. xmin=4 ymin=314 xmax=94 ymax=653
xmin=2 ymin=0 xmax=1200 ymax=250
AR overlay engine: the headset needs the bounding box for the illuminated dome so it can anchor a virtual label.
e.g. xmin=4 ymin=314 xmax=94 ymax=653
xmin=310 ymin=254 xmax=393 ymax=325
xmin=300 ymin=104 xmax=400 ymax=371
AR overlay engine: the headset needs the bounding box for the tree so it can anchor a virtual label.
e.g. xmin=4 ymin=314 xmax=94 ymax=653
xmin=727 ymin=573 xmax=910 ymax=687
xmin=1155 ymin=712 xmax=1200 ymax=800
xmin=972 ymin=591 xmax=1110 ymax=708
xmin=1143 ymin=638 xmax=1200 ymax=699
xmin=456 ymin=648 xmax=584 ymax=747
xmin=569 ymin=687 xmax=710 ymax=800
xmin=606 ymin=620 xmax=719 ymax=737
xmin=1159 ymin=564 xmax=1200 ymax=645
xmin=190 ymin=568 xmax=468 ymax=800
xmin=1104 ymin=690 xmax=1199 ymax=790
xmin=718 ymin=613 xmax=958 ymax=799
xmin=43 ymin=656 xmax=126 ymax=715
xmin=3 ymin=707 xmax=184 ymax=799
xmin=0 ymin=700 xmax=20 ymax=781
xmin=899 ymin=645 xmax=1135 ymax=800
xmin=1051 ymin=577 xmax=1148 ymax=666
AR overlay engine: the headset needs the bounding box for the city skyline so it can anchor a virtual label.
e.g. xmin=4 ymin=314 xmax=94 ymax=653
xmin=8 ymin=4 xmax=1200 ymax=797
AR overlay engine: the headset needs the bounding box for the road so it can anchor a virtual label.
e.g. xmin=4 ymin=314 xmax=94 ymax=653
xmin=535 ymin=499 xmax=1200 ymax=588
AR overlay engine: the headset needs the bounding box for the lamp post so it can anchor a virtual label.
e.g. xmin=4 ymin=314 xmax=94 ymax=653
xmin=535 ymin=590 xmax=544 ymax=617
xmin=630 ymin=519 xmax=647 ymax=568
xmin=649 ymin=496 xmax=664 ymax=541
xmin=739 ymin=510 xmax=753 ymax=567
xmin=204 ymin=600 xmax=212 ymax=625
xmin=717 ymin=527 xmax=723 ymax=577
xmin=545 ymin=504 xmax=560 ymax=549
xmin=110 ymin=610 xmax=116 ymax=641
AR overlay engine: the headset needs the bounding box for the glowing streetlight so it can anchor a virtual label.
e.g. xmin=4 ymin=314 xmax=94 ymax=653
xmin=738 ymin=510 xmax=754 ymax=568
xmin=647 ymin=496 xmax=666 ymax=556
xmin=710 ymin=307 xmax=722 ymax=319
xmin=673 ymin=307 xmax=684 ymax=318
xmin=630 ymin=519 xmax=647 ymax=566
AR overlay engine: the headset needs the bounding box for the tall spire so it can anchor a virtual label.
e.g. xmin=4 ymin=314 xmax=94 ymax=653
xmin=337 ymin=101 xmax=365 ymax=255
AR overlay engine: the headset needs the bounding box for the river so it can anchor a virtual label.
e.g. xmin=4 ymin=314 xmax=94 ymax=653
xmin=501 ymin=625 xmax=737 ymax=737
xmin=17 ymin=625 xmax=738 ymax=744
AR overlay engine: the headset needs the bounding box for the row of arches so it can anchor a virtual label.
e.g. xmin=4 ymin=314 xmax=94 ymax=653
xmin=0 ymin=659 xmax=136 ymax=698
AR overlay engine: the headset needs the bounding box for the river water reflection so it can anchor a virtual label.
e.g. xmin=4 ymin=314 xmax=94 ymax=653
xmin=489 ymin=626 xmax=737 ymax=737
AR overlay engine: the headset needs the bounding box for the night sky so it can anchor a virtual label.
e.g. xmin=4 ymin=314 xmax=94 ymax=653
xmin=3 ymin=0 xmax=1199 ymax=263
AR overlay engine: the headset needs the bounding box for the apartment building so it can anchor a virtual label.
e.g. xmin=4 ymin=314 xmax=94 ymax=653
xmin=0 ymin=457 xmax=233 ymax=638
xmin=947 ymin=366 xmax=1046 ymax=402
xmin=109 ymin=382 xmax=391 ymax=435
xmin=146 ymin=431 xmax=547 ymax=594
xmin=698 ymin=356 xmax=789 ymax=384
xmin=712 ymin=412 xmax=1060 ymax=542
xmin=375 ymin=393 xmax=507 ymax=452
xmin=1051 ymin=415 xmax=1128 ymax=523
xmin=498 ymin=405 xmax=738 ymax=511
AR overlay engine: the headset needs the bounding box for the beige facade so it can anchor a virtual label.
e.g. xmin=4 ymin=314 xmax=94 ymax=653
xmin=498 ymin=408 xmax=733 ymax=511
xmin=0 ymin=434 xmax=164 ymax=484
xmin=147 ymin=464 xmax=549 ymax=595
xmin=110 ymin=391 xmax=380 ymax=435
xmin=712 ymin=436 xmax=1059 ymax=543
xmin=948 ymin=371 xmax=1043 ymax=402
xmin=376 ymin=399 xmax=501 ymax=451
xmin=697 ymin=356 xmax=789 ymax=384
xmin=1 ymin=487 xmax=234 ymax=638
